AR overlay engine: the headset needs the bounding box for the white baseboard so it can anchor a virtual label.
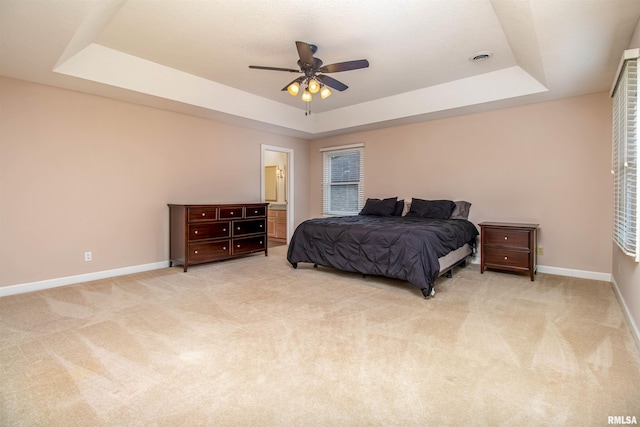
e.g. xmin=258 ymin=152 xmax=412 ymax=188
xmin=611 ymin=276 xmax=640 ymax=353
xmin=536 ymin=265 xmax=612 ymax=282
xmin=469 ymin=256 xmax=612 ymax=282
xmin=0 ymin=261 xmax=170 ymax=297
xmin=0 ymin=259 xmax=615 ymax=297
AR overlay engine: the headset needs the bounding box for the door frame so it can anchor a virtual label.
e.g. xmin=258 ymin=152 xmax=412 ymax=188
xmin=261 ymin=145 xmax=294 ymax=244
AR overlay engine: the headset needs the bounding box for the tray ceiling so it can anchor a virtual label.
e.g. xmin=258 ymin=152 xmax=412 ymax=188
xmin=1 ymin=0 xmax=639 ymax=138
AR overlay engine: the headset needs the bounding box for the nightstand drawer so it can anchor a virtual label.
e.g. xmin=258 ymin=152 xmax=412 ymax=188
xmin=484 ymin=248 xmax=529 ymax=269
xmin=484 ymin=228 xmax=529 ymax=249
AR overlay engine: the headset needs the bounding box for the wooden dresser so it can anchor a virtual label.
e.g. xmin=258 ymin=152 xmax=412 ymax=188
xmin=479 ymin=222 xmax=539 ymax=281
xmin=168 ymin=203 xmax=268 ymax=272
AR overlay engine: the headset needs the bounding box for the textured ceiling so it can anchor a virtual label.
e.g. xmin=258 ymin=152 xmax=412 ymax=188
xmin=1 ymin=0 xmax=639 ymax=139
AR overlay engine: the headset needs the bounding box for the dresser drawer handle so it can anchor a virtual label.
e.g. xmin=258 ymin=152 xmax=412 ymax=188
xmin=230 ymin=211 xmax=234 ymax=215
xmin=504 ymin=256 xmax=508 ymax=260
xmin=237 ymin=227 xmax=241 ymax=230
xmin=194 ymin=230 xmax=198 ymax=234
xmin=260 ymin=224 xmax=263 ymax=228
xmin=260 ymin=241 xmax=263 ymax=244
xmin=223 ymin=228 xmax=227 ymax=232
xmin=194 ymin=250 xmax=198 ymax=254
xmin=237 ymin=244 xmax=241 ymax=248
xmin=223 ymin=246 xmax=226 ymax=250
xmin=504 ymin=236 xmax=508 ymax=240
xmin=202 ymin=213 xmax=205 ymax=217
xmin=254 ymin=210 xmax=258 ymax=213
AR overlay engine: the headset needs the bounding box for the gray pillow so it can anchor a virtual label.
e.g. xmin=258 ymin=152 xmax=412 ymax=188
xmin=450 ymin=201 xmax=472 ymax=220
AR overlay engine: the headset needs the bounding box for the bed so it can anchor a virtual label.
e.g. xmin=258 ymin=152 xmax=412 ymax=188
xmin=286 ymin=198 xmax=479 ymax=298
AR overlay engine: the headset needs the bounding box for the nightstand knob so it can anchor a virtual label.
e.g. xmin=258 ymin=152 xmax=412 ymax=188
xmin=230 ymin=211 xmax=234 ymax=215
xmin=194 ymin=250 xmax=198 ymax=254
xmin=194 ymin=230 xmax=198 ymax=234
xmin=223 ymin=228 xmax=227 ymax=231
xmin=254 ymin=210 xmax=258 ymax=213
xmin=237 ymin=244 xmax=241 ymax=248
xmin=202 ymin=213 xmax=205 ymax=217
xmin=237 ymin=227 xmax=241 ymax=230
xmin=504 ymin=236 xmax=508 ymax=240
xmin=260 ymin=224 xmax=263 ymax=228
xmin=223 ymin=247 xmax=226 ymax=250
xmin=504 ymin=256 xmax=508 ymax=260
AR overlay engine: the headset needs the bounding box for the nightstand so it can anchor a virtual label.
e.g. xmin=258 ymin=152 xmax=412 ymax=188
xmin=479 ymin=222 xmax=539 ymax=281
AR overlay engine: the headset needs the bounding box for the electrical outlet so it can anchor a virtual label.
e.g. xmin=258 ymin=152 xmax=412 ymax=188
xmin=84 ymin=251 xmax=92 ymax=261
xmin=537 ymin=246 xmax=544 ymax=255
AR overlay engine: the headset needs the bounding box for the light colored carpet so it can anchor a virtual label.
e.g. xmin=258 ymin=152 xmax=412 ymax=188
xmin=1 ymin=245 xmax=639 ymax=426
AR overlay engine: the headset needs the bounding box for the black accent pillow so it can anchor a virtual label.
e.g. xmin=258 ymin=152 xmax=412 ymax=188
xmin=359 ymin=197 xmax=398 ymax=216
xmin=405 ymin=198 xmax=456 ymax=219
xmin=393 ymin=199 xmax=405 ymax=216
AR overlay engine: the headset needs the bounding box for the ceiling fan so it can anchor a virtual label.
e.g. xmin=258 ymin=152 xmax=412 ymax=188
xmin=249 ymin=41 xmax=369 ymax=107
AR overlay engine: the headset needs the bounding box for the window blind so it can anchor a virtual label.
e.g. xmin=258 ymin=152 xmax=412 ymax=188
xmin=321 ymin=144 xmax=364 ymax=216
xmin=611 ymin=49 xmax=639 ymax=262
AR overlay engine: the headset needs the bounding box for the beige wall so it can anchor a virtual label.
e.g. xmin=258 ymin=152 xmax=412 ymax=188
xmin=0 ymin=77 xmax=310 ymax=287
xmin=309 ymin=92 xmax=613 ymax=275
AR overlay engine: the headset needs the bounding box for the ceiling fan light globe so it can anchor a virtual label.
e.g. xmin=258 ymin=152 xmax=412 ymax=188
xmin=287 ymin=82 xmax=300 ymax=96
xmin=320 ymin=86 xmax=332 ymax=99
xmin=301 ymin=90 xmax=312 ymax=102
xmin=308 ymin=79 xmax=320 ymax=93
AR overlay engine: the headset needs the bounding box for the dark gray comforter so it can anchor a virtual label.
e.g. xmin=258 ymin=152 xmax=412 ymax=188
xmin=287 ymin=215 xmax=478 ymax=295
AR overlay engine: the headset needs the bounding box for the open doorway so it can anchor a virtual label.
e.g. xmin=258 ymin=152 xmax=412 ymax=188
xmin=261 ymin=145 xmax=294 ymax=247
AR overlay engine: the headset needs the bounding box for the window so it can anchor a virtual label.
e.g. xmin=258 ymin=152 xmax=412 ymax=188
xmin=611 ymin=48 xmax=639 ymax=262
xmin=321 ymin=144 xmax=364 ymax=216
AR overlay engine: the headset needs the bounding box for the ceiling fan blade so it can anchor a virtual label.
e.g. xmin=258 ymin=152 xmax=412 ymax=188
xmin=317 ymin=75 xmax=348 ymax=91
xmin=295 ymin=41 xmax=315 ymax=67
xmin=281 ymin=76 xmax=305 ymax=91
xmin=319 ymin=59 xmax=369 ymax=73
xmin=249 ymin=65 xmax=300 ymax=73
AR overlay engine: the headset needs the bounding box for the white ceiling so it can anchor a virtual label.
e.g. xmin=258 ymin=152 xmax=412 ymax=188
xmin=1 ymin=0 xmax=639 ymax=139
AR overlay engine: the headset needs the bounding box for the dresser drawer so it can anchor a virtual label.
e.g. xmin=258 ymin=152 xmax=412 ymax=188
xmin=233 ymin=219 xmax=266 ymax=236
xmin=189 ymin=222 xmax=230 ymax=241
xmin=484 ymin=248 xmax=530 ymax=269
xmin=219 ymin=207 xmax=244 ymax=219
xmin=189 ymin=240 xmax=231 ymax=262
xmin=188 ymin=207 xmax=218 ymax=222
xmin=246 ymin=205 xmax=266 ymax=218
xmin=233 ymin=236 xmax=266 ymax=254
xmin=484 ymin=228 xmax=530 ymax=249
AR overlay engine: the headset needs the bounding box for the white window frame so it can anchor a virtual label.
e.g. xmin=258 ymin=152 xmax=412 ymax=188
xmin=321 ymin=143 xmax=365 ymax=216
xmin=611 ymin=48 xmax=639 ymax=262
